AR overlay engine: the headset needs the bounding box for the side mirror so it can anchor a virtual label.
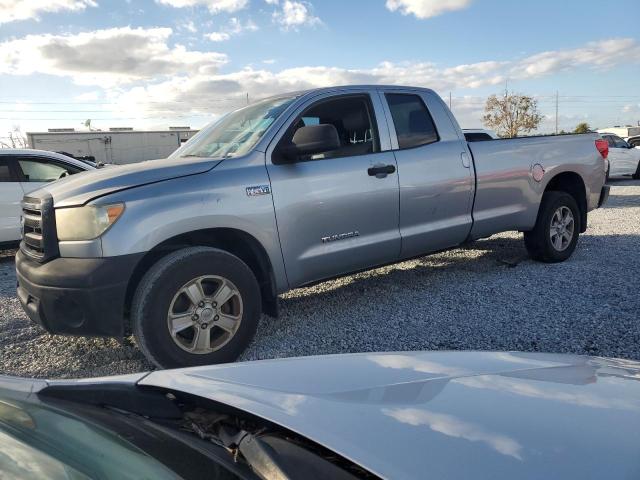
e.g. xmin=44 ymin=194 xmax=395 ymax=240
xmin=280 ymin=124 xmax=341 ymax=161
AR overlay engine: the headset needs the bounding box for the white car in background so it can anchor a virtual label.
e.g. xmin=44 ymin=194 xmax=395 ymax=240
xmin=0 ymin=149 xmax=95 ymax=246
xmin=599 ymin=133 xmax=640 ymax=179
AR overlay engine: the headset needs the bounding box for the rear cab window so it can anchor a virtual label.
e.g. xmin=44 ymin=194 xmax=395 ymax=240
xmin=385 ymin=93 xmax=439 ymax=149
xmin=465 ymin=132 xmax=494 ymax=142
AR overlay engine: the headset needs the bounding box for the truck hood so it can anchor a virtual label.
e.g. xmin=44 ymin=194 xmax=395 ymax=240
xmin=30 ymin=157 xmax=222 ymax=208
xmin=139 ymin=351 xmax=640 ymax=480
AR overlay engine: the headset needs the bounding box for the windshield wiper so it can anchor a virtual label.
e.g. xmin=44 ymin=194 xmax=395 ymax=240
xmin=218 ymin=427 xmax=290 ymax=480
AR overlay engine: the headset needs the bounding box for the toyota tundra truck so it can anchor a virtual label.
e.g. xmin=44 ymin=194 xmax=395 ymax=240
xmin=15 ymin=86 xmax=610 ymax=368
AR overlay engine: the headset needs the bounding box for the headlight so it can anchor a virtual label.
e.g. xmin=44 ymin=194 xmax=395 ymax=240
xmin=56 ymin=203 xmax=125 ymax=241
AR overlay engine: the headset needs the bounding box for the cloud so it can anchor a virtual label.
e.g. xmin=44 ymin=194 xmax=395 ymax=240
xmin=2 ymin=31 xmax=637 ymax=132
xmin=94 ymin=37 xmax=640 ymax=123
xmin=0 ymin=0 xmax=97 ymax=24
xmin=0 ymin=27 xmax=227 ymax=86
xmin=384 ymin=407 xmax=523 ymax=459
xmin=156 ymin=0 xmax=248 ymax=13
xmin=385 ymin=0 xmax=473 ymax=19
xmin=182 ymin=20 xmax=198 ymax=33
xmin=510 ymin=38 xmax=640 ymax=78
xmin=205 ymin=17 xmax=258 ymax=42
xmin=272 ymin=0 xmax=321 ymax=30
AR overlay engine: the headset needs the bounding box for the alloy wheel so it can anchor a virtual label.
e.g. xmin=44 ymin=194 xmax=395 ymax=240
xmin=167 ymin=275 xmax=243 ymax=354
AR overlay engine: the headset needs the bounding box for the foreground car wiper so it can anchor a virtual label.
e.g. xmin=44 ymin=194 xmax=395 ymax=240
xmin=183 ymin=410 xmax=362 ymax=480
xmin=218 ymin=426 xmax=290 ymax=480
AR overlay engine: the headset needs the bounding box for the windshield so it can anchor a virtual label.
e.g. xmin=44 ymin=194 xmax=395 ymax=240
xmin=173 ymin=95 xmax=298 ymax=159
xmin=0 ymin=390 xmax=243 ymax=480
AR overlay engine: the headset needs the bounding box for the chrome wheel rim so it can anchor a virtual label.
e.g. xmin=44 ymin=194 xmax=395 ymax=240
xmin=167 ymin=275 xmax=243 ymax=354
xmin=549 ymin=206 xmax=575 ymax=252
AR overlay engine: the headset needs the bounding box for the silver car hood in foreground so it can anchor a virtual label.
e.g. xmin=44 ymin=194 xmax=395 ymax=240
xmin=139 ymin=351 xmax=640 ymax=480
xmin=30 ymin=157 xmax=221 ymax=208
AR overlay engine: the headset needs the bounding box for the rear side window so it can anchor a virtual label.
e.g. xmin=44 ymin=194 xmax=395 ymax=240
xmin=385 ymin=93 xmax=438 ymax=149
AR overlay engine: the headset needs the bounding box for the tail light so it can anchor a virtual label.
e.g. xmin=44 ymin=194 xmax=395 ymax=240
xmin=595 ymin=139 xmax=608 ymax=159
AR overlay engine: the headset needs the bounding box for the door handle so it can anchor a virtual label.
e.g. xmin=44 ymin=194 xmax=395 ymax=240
xmin=461 ymin=152 xmax=470 ymax=168
xmin=368 ymin=164 xmax=396 ymax=178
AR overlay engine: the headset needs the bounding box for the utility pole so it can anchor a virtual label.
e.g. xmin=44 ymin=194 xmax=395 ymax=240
xmin=246 ymin=92 xmax=250 ymax=105
xmin=555 ymin=91 xmax=559 ymax=135
xmin=449 ymin=92 xmax=452 ymax=110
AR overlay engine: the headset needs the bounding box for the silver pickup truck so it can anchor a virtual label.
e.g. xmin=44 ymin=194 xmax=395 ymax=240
xmin=15 ymin=86 xmax=610 ymax=368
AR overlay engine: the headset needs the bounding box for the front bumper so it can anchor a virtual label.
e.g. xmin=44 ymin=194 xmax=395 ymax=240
xmin=15 ymin=250 xmax=143 ymax=338
xmin=598 ymin=185 xmax=610 ymax=208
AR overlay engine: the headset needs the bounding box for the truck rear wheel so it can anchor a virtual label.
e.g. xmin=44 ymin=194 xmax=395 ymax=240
xmin=524 ymin=191 xmax=581 ymax=263
xmin=633 ymin=161 xmax=640 ymax=180
xmin=131 ymin=246 xmax=261 ymax=368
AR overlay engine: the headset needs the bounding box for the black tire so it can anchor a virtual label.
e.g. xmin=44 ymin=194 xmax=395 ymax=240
xmin=633 ymin=161 xmax=640 ymax=180
xmin=524 ymin=191 xmax=581 ymax=263
xmin=132 ymin=246 xmax=261 ymax=369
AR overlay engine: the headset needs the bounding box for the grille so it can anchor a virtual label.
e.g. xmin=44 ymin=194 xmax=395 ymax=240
xmin=20 ymin=195 xmax=59 ymax=262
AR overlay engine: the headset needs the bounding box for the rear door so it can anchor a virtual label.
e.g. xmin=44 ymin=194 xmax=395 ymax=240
xmin=0 ymin=156 xmax=25 ymax=243
xmin=380 ymin=89 xmax=474 ymax=258
xmin=266 ymin=90 xmax=400 ymax=287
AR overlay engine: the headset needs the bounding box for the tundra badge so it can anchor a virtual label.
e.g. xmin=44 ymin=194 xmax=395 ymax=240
xmin=321 ymin=231 xmax=360 ymax=243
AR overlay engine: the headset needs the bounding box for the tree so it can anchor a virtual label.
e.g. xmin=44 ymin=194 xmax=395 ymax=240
xmin=8 ymin=126 xmax=28 ymax=149
xmin=573 ymin=122 xmax=591 ymax=134
xmin=83 ymin=119 xmax=96 ymax=131
xmin=483 ymin=92 xmax=543 ymax=138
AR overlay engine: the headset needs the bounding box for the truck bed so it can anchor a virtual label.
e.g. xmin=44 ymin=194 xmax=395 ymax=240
xmin=467 ymin=133 xmax=605 ymax=239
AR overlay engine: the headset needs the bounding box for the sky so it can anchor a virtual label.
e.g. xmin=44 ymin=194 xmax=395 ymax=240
xmin=0 ymin=0 xmax=638 ymax=142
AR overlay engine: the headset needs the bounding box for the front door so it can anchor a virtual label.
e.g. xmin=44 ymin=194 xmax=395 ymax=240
xmin=606 ymin=135 xmax=635 ymax=176
xmin=267 ymin=92 xmax=401 ymax=287
xmin=0 ymin=156 xmax=25 ymax=243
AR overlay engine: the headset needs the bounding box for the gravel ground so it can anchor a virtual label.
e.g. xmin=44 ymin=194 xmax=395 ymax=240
xmin=1 ymin=178 xmax=639 ymax=379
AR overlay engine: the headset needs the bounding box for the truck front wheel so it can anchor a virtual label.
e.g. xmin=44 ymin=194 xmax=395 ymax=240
xmin=131 ymin=247 xmax=261 ymax=368
xmin=524 ymin=191 xmax=581 ymax=263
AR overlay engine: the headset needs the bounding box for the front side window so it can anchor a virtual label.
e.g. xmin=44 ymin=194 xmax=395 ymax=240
xmin=174 ymin=95 xmax=298 ymax=159
xmin=386 ymin=93 xmax=438 ymax=149
xmin=18 ymin=158 xmax=80 ymax=182
xmin=612 ymin=136 xmax=629 ymax=148
xmin=277 ymin=95 xmax=379 ymax=162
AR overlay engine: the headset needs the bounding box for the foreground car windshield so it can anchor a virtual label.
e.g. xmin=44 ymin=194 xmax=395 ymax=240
xmin=173 ymin=95 xmax=298 ymax=159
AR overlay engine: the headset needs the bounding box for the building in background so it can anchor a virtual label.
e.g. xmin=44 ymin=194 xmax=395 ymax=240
xmin=26 ymin=127 xmax=198 ymax=164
